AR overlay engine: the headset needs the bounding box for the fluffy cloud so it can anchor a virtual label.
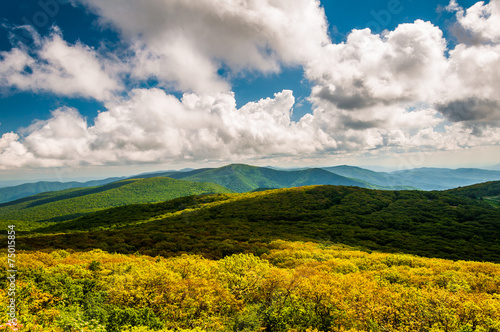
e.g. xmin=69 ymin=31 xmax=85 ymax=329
xmin=0 ymin=29 xmax=121 ymax=100
xmin=0 ymin=89 xmax=328 ymax=168
xmin=75 ymin=0 xmax=330 ymax=93
xmin=2 ymin=87 xmax=498 ymax=169
xmin=448 ymin=0 xmax=500 ymax=44
xmin=306 ymin=20 xmax=448 ymax=110
xmin=305 ymin=5 xmax=500 ymax=138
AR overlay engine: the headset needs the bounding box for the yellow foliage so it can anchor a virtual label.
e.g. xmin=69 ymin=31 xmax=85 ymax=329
xmin=4 ymin=242 xmax=500 ymax=332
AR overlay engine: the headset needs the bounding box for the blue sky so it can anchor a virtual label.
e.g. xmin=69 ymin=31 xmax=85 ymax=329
xmin=1 ymin=0 xmax=499 ymax=181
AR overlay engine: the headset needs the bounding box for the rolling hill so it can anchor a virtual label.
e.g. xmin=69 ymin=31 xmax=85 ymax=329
xmin=138 ymin=164 xmax=372 ymax=192
xmin=0 ymin=177 xmax=231 ymax=222
xmin=9 ymin=181 xmax=500 ymax=332
xmin=325 ymin=165 xmax=500 ymax=190
xmin=0 ymin=177 xmax=124 ymax=204
xmin=17 ymin=181 xmax=500 ymax=262
xmin=3 ymin=164 xmax=500 ymax=205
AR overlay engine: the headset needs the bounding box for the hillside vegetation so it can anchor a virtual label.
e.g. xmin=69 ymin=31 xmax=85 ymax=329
xmin=0 ymin=178 xmax=123 ymax=203
xmin=17 ymin=182 xmax=500 ymax=262
xmin=3 ymin=164 xmax=499 ymax=205
xmin=1 ymin=241 xmax=499 ymax=331
xmin=155 ymin=164 xmax=373 ymax=192
xmin=0 ymin=177 xmax=231 ymax=222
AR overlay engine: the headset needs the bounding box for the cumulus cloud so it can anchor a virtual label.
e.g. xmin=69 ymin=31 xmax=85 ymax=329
xmin=2 ymin=87 xmax=498 ymax=170
xmin=0 ymin=29 xmax=122 ymax=100
xmin=75 ymin=0 xmax=330 ymax=93
xmin=447 ymin=0 xmax=500 ymax=44
xmin=306 ymin=20 xmax=448 ymax=110
xmin=0 ymin=89 xmax=328 ymax=168
xmin=305 ymin=7 xmax=500 ymax=139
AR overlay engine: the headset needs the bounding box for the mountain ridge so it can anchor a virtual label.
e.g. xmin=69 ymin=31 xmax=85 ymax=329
xmin=16 ymin=181 xmax=500 ymax=263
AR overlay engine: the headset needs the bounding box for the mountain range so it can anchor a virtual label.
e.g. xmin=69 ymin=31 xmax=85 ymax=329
xmin=15 ymin=181 xmax=500 ymax=262
xmin=2 ymin=163 xmax=500 ymax=204
xmin=0 ymin=177 xmax=230 ymax=222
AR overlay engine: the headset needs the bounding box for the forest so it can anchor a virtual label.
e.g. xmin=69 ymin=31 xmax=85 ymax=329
xmin=14 ymin=184 xmax=500 ymax=262
xmin=2 ymin=182 xmax=500 ymax=331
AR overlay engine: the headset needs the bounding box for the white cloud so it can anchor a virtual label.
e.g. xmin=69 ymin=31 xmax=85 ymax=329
xmin=0 ymin=29 xmax=121 ymax=100
xmin=304 ymin=11 xmax=500 ymax=146
xmin=76 ymin=0 xmax=330 ymax=93
xmin=0 ymin=89 xmax=326 ymax=168
xmin=2 ymin=87 xmax=498 ymax=170
xmin=449 ymin=0 xmax=500 ymax=44
xmin=306 ymin=20 xmax=448 ymax=110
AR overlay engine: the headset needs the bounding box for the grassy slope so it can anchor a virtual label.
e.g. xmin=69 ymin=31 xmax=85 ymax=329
xmin=17 ymin=182 xmax=500 ymax=262
xmin=0 ymin=177 xmax=231 ymax=222
xmin=0 ymin=178 xmax=123 ymax=203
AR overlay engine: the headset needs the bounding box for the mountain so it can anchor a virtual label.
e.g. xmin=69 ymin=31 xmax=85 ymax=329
xmin=0 ymin=177 xmax=124 ymax=204
xmin=131 ymin=167 xmax=214 ymax=180
xmin=390 ymin=167 xmax=500 ymax=190
xmin=4 ymin=164 xmax=499 ymax=205
xmin=0 ymin=177 xmax=231 ymax=222
xmin=17 ymin=181 xmax=500 ymax=262
xmin=323 ymin=165 xmax=404 ymax=188
xmin=157 ymin=164 xmax=371 ymax=192
xmin=134 ymin=164 xmax=500 ymax=192
xmin=324 ymin=165 xmax=500 ymax=190
xmin=486 ymin=163 xmax=500 ymax=171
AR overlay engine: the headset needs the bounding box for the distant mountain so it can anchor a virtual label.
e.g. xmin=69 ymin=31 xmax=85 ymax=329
xmin=161 ymin=164 xmax=370 ymax=192
xmin=390 ymin=168 xmax=500 ymax=190
xmin=0 ymin=177 xmax=231 ymax=222
xmin=0 ymin=178 xmax=124 ymax=204
xmin=131 ymin=168 xmax=214 ymax=180
xmin=324 ymin=165 xmax=500 ymax=190
xmin=486 ymin=164 xmax=500 ymax=171
xmin=5 ymin=164 xmax=499 ymax=204
xmin=323 ymin=166 xmax=400 ymax=187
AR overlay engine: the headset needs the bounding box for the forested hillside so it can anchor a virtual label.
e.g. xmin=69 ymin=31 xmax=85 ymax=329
xmin=0 ymin=177 xmax=231 ymax=222
xmin=0 ymin=178 xmax=123 ymax=203
xmin=16 ymin=182 xmax=500 ymax=262
xmin=157 ymin=164 xmax=373 ymax=192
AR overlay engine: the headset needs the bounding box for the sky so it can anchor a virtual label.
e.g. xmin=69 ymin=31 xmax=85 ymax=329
xmin=1 ymin=0 xmax=500 ymax=181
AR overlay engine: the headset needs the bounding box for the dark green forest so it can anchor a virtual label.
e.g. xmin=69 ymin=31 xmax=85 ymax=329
xmin=13 ymin=182 xmax=500 ymax=262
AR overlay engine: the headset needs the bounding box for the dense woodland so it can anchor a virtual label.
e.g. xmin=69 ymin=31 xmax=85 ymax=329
xmin=2 ymin=182 xmax=500 ymax=331
xmin=14 ymin=184 xmax=500 ymax=262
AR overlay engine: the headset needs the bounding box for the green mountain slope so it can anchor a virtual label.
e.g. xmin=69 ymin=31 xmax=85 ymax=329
xmin=0 ymin=177 xmax=123 ymax=203
xmin=447 ymin=181 xmax=500 ymax=207
xmin=0 ymin=177 xmax=231 ymax=222
xmin=165 ymin=164 xmax=370 ymax=192
xmin=18 ymin=182 xmax=500 ymax=262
